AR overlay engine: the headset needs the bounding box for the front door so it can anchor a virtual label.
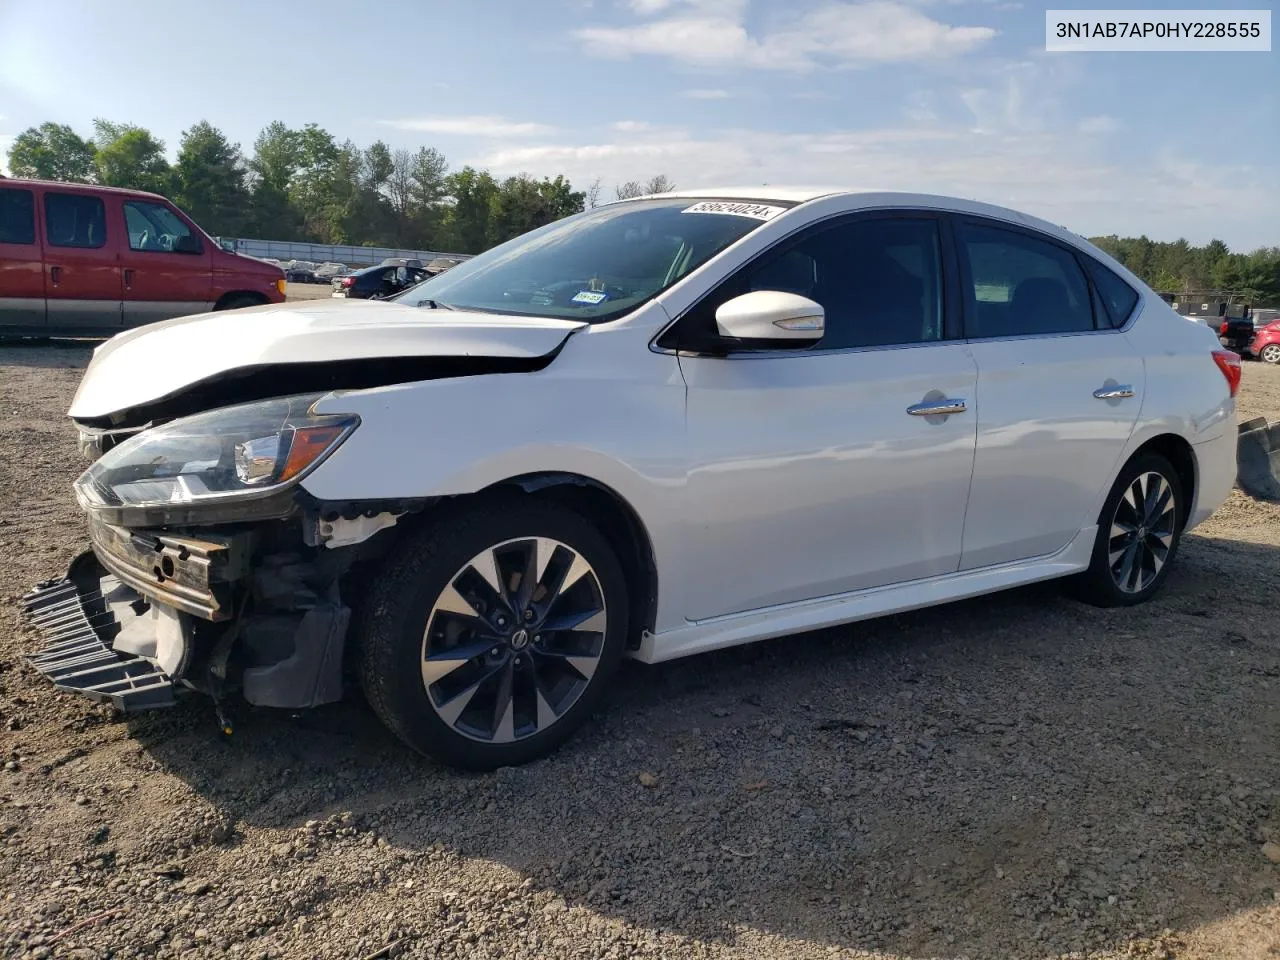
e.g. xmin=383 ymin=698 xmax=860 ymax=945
xmin=42 ymin=189 xmax=122 ymax=330
xmin=119 ymin=198 xmax=214 ymax=326
xmin=675 ymin=213 xmax=980 ymax=620
xmin=0 ymin=185 xmax=46 ymax=329
xmin=954 ymin=217 xmax=1144 ymax=569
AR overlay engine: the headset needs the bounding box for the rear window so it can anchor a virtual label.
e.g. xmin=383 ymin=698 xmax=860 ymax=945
xmin=1085 ymin=258 xmax=1139 ymax=327
xmin=45 ymin=192 xmax=107 ymax=249
xmin=0 ymin=188 xmax=35 ymax=245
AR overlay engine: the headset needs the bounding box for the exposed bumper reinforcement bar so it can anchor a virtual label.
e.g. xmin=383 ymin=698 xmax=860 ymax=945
xmin=22 ymin=554 xmax=176 ymax=711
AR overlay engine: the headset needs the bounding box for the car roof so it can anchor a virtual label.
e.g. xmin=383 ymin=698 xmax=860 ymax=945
xmin=1 ymin=177 xmax=168 ymax=201
xmin=618 ymin=186 xmax=1092 ymax=250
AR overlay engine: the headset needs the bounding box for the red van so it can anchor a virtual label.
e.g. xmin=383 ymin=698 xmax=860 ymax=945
xmin=0 ymin=179 xmax=286 ymax=336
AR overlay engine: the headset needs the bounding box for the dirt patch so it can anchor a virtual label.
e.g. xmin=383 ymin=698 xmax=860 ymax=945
xmin=1 ymin=347 xmax=1278 ymax=960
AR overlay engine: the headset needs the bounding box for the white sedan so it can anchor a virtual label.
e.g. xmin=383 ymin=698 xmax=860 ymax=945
xmin=27 ymin=188 xmax=1239 ymax=770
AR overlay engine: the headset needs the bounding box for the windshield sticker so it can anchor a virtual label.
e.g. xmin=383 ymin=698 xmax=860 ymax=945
xmin=571 ymin=290 xmax=608 ymax=305
xmin=682 ymin=201 xmax=787 ymax=221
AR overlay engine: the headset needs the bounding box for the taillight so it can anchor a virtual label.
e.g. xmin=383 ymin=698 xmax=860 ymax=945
xmin=340 ymin=276 xmax=355 ymax=287
xmin=1219 ymin=320 xmax=1230 ymax=336
xmin=1212 ymin=350 xmax=1241 ymax=398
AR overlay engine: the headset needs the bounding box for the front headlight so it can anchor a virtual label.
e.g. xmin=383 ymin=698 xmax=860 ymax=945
xmin=75 ymin=394 xmax=358 ymax=521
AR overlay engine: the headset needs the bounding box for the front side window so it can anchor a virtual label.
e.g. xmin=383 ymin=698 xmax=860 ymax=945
xmin=397 ymin=197 xmax=792 ymax=321
xmin=45 ymin=192 xmax=106 ymax=249
xmin=0 ymin=188 xmax=35 ymax=244
xmin=957 ymin=221 xmax=1095 ymax=338
xmin=673 ymin=215 xmax=945 ymax=352
xmin=124 ymin=200 xmax=201 ymax=254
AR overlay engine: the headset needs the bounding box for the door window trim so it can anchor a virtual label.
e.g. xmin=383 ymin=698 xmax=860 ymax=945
xmin=950 ymin=213 xmax=1138 ymax=342
xmin=652 ymin=208 xmax=964 ymax=358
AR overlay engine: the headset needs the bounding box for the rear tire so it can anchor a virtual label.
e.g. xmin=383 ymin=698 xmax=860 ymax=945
xmin=1260 ymin=343 xmax=1280 ymax=365
xmin=1070 ymin=453 xmax=1184 ymax=608
xmin=355 ymin=497 xmax=629 ymax=770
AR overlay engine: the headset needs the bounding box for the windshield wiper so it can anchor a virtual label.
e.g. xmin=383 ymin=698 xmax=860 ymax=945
xmin=415 ymin=299 xmax=456 ymax=310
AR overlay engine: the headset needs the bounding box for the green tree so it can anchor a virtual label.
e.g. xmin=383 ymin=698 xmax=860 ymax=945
xmin=173 ymin=121 xmax=250 ymax=236
xmin=443 ymin=166 xmax=500 ymax=253
xmin=92 ymin=120 xmax=171 ymax=193
xmin=6 ymin=122 xmax=96 ymax=182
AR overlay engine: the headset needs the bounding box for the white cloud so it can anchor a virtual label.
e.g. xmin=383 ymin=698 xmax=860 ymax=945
xmin=575 ymin=0 xmax=996 ymax=70
xmin=470 ymin=120 xmax=1277 ymax=247
xmin=1077 ymin=115 xmax=1121 ymax=135
xmin=612 ymin=120 xmax=652 ymax=131
xmin=377 ymin=116 xmax=554 ymax=138
xmin=682 ymin=88 xmax=731 ymax=99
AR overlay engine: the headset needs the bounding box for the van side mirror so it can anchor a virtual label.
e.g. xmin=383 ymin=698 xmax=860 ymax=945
xmin=714 ymin=290 xmax=825 ymax=349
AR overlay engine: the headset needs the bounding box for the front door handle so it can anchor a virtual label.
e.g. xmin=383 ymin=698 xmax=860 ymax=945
xmin=49 ymin=265 xmax=61 ymax=286
xmin=907 ymin=398 xmax=967 ymax=417
xmin=1093 ymin=385 xmax=1135 ymax=400
xmin=123 ymin=268 xmax=135 ymax=290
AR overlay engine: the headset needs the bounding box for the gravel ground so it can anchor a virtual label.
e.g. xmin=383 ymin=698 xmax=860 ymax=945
xmin=1 ymin=346 xmax=1278 ymax=960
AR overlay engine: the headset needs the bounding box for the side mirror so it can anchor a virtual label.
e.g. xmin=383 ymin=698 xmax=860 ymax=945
xmin=714 ymin=290 xmax=824 ymax=348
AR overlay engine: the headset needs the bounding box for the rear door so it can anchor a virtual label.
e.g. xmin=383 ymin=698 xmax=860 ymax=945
xmin=955 ymin=217 xmax=1144 ymax=570
xmin=119 ymin=197 xmax=215 ymax=326
xmin=42 ymin=189 xmax=123 ymax=331
xmin=0 ymin=184 xmax=46 ymax=330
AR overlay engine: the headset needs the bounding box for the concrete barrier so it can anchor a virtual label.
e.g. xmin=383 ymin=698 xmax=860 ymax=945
xmin=1238 ymin=418 xmax=1280 ymax=501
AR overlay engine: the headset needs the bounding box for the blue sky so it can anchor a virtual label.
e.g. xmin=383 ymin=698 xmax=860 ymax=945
xmin=0 ymin=0 xmax=1275 ymax=248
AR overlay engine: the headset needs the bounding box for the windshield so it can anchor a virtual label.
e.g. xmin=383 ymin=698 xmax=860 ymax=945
xmin=396 ymin=197 xmax=792 ymax=321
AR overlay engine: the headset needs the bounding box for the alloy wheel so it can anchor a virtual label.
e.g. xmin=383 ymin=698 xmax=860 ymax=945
xmin=420 ymin=537 xmax=607 ymax=743
xmin=1261 ymin=344 xmax=1280 ymax=364
xmin=1107 ymin=471 xmax=1177 ymax=594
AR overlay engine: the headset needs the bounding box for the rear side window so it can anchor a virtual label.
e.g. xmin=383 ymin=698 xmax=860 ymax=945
xmin=958 ymin=221 xmax=1095 ymax=338
xmin=45 ymin=193 xmax=107 ymax=249
xmin=1084 ymin=258 xmax=1139 ymax=327
xmin=0 ymin=188 xmax=35 ymax=244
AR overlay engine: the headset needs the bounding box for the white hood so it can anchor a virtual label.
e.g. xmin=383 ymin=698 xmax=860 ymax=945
xmin=69 ymin=300 xmax=587 ymax=420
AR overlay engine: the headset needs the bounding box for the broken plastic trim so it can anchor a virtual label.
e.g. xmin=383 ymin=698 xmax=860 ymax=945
xmin=74 ymin=351 xmax=564 ymax=431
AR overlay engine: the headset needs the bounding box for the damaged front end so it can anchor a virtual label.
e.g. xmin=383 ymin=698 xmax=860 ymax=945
xmin=22 ymin=391 xmax=422 ymax=715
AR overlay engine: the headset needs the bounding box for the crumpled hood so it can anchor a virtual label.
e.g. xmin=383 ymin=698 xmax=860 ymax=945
xmin=69 ymin=299 xmax=587 ymax=422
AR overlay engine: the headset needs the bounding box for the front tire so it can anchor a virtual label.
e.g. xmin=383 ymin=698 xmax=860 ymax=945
xmin=1071 ymin=453 xmax=1184 ymax=607
xmin=356 ymin=497 xmax=629 ymax=770
xmin=1260 ymin=343 xmax=1280 ymax=365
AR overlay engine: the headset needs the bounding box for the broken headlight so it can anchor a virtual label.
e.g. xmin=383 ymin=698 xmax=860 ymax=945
xmin=74 ymin=395 xmax=358 ymax=523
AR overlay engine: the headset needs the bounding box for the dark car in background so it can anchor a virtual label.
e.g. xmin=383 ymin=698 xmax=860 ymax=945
xmin=331 ymin=262 xmax=429 ymax=300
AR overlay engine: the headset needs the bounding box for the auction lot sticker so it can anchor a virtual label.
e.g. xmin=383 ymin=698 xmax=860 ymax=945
xmin=682 ymin=201 xmax=787 ymax=221
xmin=1046 ymin=9 xmax=1271 ymax=51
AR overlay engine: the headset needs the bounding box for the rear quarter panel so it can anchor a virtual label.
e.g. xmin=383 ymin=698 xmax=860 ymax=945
xmin=1120 ymin=292 xmax=1236 ymax=527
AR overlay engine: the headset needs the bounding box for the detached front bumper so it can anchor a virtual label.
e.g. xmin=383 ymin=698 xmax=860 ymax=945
xmin=23 ymin=513 xmax=353 ymax=713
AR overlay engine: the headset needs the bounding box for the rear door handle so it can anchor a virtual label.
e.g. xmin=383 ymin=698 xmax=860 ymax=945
xmin=907 ymin=399 xmax=967 ymax=417
xmin=1093 ymin=385 xmax=1135 ymax=399
xmin=49 ymin=265 xmax=61 ymax=286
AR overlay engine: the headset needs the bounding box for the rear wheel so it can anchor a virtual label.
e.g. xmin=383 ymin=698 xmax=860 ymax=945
xmin=1071 ymin=453 xmax=1183 ymax=607
xmin=1260 ymin=343 xmax=1280 ymax=364
xmin=356 ymin=498 xmax=629 ymax=770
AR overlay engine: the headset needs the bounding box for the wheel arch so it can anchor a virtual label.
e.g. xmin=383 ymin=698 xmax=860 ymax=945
xmin=213 ymin=290 xmax=269 ymax=311
xmin=488 ymin=472 xmax=658 ymax=650
xmin=1122 ymin=433 xmax=1197 ymax=526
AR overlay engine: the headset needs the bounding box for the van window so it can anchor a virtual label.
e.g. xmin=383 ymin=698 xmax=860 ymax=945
xmin=0 ymin=188 xmax=35 ymax=244
xmin=45 ymin=193 xmax=107 ymax=249
xmin=124 ymin=200 xmax=202 ymax=254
